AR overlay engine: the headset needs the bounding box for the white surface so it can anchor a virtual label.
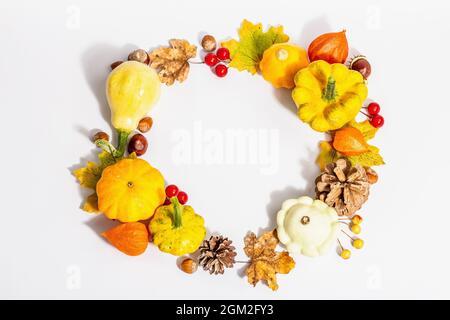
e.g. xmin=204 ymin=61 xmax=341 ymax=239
xmin=1 ymin=0 xmax=450 ymax=299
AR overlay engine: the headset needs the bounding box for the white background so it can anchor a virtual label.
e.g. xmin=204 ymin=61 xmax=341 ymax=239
xmin=1 ymin=0 xmax=449 ymax=299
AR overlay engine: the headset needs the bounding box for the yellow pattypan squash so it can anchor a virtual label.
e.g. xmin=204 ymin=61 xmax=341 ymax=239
xmin=96 ymin=158 xmax=165 ymax=222
xmin=149 ymin=197 xmax=206 ymax=256
xmin=259 ymin=43 xmax=309 ymax=89
xmin=292 ymin=60 xmax=368 ymax=132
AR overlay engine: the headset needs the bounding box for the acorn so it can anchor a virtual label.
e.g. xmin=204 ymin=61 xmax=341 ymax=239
xmin=349 ymin=55 xmax=371 ymax=79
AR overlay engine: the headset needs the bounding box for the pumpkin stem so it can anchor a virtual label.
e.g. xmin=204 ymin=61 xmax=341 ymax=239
xmin=322 ymin=76 xmax=337 ymax=101
xmin=114 ymin=129 xmax=131 ymax=158
xmin=170 ymin=196 xmax=183 ymax=228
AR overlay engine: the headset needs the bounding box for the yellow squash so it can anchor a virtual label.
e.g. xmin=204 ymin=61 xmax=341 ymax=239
xmin=96 ymin=158 xmax=165 ymax=222
xmin=292 ymin=60 xmax=368 ymax=132
xmin=149 ymin=198 xmax=206 ymax=256
xmin=105 ymin=61 xmax=160 ymax=157
xmin=260 ymin=43 xmax=309 ymax=89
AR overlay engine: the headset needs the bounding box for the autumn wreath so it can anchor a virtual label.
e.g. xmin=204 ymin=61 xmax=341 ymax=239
xmin=73 ymin=20 xmax=385 ymax=290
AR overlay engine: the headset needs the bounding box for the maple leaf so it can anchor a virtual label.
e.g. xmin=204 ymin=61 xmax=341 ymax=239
xmin=149 ymin=39 xmax=197 ymax=86
xmin=73 ymin=151 xmax=116 ymax=190
xmin=244 ymin=230 xmax=295 ymax=291
xmin=222 ymin=19 xmax=289 ymax=74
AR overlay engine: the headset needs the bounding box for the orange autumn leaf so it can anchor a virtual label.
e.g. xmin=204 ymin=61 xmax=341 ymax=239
xmin=102 ymin=222 xmax=149 ymax=256
xmin=332 ymin=127 xmax=368 ymax=156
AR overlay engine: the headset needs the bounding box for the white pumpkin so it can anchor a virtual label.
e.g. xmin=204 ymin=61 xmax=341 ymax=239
xmin=276 ymin=196 xmax=339 ymax=257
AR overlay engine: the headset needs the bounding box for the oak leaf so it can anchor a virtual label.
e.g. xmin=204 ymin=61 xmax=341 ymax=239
xmin=244 ymin=230 xmax=295 ymax=291
xmin=149 ymin=39 xmax=197 ymax=86
xmin=222 ymin=19 xmax=289 ymax=74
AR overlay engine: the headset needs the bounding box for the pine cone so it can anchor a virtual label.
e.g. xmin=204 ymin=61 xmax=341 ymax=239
xmin=315 ymin=159 xmax=370 ymax=217
xmin=198 ymin=235 xmax=237 ymax=275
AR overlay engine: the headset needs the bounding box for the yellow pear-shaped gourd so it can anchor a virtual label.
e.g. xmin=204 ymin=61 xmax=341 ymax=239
xmin=106 ymin=61 xmax=160 ymax=132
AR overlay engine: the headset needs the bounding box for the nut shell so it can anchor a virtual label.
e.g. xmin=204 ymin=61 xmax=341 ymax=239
xmin=201 ymin=35 xmax=217 ymax=52
xmin=180 ymin=258 xmax=198 ymax=274
xmin=128 ymin=49 xmax=150 ymax=64
xmin=138 ymin=117 xmax=153 ymax=133
xmin=92 ymin=131 xmax=109 ymax=143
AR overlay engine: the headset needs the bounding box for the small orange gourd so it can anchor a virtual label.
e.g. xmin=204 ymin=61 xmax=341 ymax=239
xmin=308 ymin=30 xmax=349 ymax=64
xmin=102 ymin=222 xmax=149 ymax=256
xmin=333 ymin=127 xmax=368 ymax=156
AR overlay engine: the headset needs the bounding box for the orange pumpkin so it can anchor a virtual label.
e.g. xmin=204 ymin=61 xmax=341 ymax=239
xmin=308 ymin=30 xmax=348 ymax=64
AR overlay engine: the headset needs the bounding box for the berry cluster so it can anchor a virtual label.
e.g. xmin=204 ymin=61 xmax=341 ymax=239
xmin=204 ymin=47 xmax=230 ymax=77
xmin=339 ymin=214 xmax=364 ymax=260
xmin=364 ymin=102 xmax=384 ymax=128
xmin=201 ymin=34 xmax=230 ymax=78
xmin=164 ymin=184 xmax=188 ymax=205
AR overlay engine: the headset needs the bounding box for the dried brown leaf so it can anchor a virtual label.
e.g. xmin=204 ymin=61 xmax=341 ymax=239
xmin=244 ymin=230 xmax=295 ymax=291
xmin=148 ymin=39 xmax=197 ymax=86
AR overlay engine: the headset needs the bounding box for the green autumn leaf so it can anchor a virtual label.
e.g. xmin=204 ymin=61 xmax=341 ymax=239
xmin=221 ymin=19 xmax=289 ymax=74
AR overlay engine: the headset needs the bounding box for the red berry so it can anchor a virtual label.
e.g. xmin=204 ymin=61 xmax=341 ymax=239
xmin=370 ymin=115 xmax=384 ymax=128
xmin=367 ymin=102 xmax=380 ymax=115
xmin=165 ymin=184 xmax=179 ymax=198
xmin=164 ymin=198 xmax=171 ymax=205
xmin=215 ymin=64 xmax=228 ymax=77
xmin=216 ymin=47 xmax=230 ymax=60
xmin=177 ymin=191 xmax=188 ymax=204
xmin=204 ymin=53 xmax=219 ymax=66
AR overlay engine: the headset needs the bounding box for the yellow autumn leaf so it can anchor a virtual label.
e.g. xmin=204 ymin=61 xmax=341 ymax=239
xmin=82 ymin=193 xmax=99 ymax=213
xmin=347 ymin=145 xmax=385 ymax=167
xmin=222 ymin=19 xmax=289 ymax=74
xmin=316 ymin=141 xmax=342 ymax=170
xmin=348 ymin=120 xmax=378 ymax=141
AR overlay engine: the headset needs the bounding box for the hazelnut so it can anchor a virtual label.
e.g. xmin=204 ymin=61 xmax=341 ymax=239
xmin=128 ymin=133 xmax=148 ymax=156
xmin=180 ymin=258 xmax=197 ymax=274
xmin=128 ymin=49 xmax=150 ymax=64
xmin=92 ymin=131 xmax=109 ymax=143
xmin=110 ymin=61 xmax=123 ymax=70
xmin=201 ymin=35 xmax=217 ymax=52
xmin=365 ymin=167 xmax=378 ymax=184
xmin=138 ymin=117 xmax=153 ymax=133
